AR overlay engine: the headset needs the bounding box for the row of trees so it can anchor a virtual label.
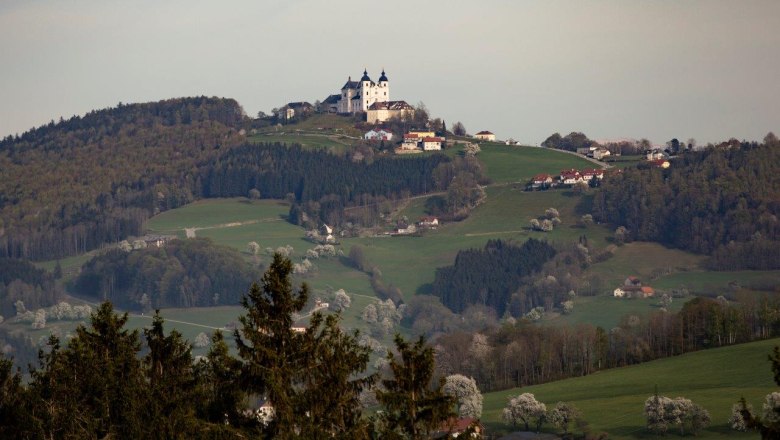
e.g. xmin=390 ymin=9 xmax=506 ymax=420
xmin=593 ymin=141 xmax=780 ymax=268
xmin=0 ymin=258 xmax=60 ymax=317
xmin=432 ymin=294 xmax=780 ymax=393
xmin=0 ymin=254 xmax=468 ymax=439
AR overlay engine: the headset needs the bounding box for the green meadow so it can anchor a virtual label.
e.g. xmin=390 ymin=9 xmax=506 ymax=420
xmin=482 ymin=337 xmax=778 ymax=438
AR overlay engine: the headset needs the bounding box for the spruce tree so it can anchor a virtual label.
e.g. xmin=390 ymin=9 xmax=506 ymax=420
xmin=235 ymin=253 xmax=376 ymax=439
xmin=196 ymin=330 xmax=245 ymax=427
xmin=235 ymin=252 xmax=312 ymax=438
xmin=144 ymin=311 xmax=199 ymax=438
xmin=377 ymin=334 xmax=455 ymax=439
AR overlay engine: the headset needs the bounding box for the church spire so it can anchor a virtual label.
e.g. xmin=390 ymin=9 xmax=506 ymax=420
xmin=379 ymin=68 xmax=388 ymax=82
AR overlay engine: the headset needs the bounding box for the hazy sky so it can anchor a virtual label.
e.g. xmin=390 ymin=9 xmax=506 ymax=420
xmin=1 ymin=0 xmax=778 ymax=144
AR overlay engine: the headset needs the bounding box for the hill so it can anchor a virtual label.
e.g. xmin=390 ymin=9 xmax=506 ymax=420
xmin=482 ymin=337 xmax=779 ymax=438
xmin=0 ymin=97 xmax=247 ymax=261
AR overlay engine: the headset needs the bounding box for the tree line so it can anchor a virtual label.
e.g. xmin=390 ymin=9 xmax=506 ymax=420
xmin=431 ymin=239 xmax=557 ymax=316
xmin=433 ymin=293 xmax=780 ymax=393
xmin=0 ymin=258 xmax=60 ymax=318
xmin=72 ymin=238 xmax=261 ymax=310
xmin=0 ymin=254 xmax=469 ymax=439
xmin=593 ymin=141 xmax=780 ymax=269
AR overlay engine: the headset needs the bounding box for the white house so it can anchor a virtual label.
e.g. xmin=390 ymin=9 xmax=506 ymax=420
xmin=364 ymin=129 xmax=393 ymax=141
xmin=366 ymin=100 xmax=414 ymax=124
xmin=474 ymin=131 xmax=496 ymax=141
xmin=593 ymin=148 xmax=611 ymax=160
xmin=401 ymin=134 xmax=421 ymax=150
xmin=336 ymin=69 xmax=390 ymax=114
xmin=418 ymin=216 xmax=439 ymax=227
xmin=422 ymin=137 xmax=444 ymax=151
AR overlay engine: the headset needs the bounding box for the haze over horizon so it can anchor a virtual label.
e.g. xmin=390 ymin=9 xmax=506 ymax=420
xmin=1 ymin=0 xmax=778 ymax=145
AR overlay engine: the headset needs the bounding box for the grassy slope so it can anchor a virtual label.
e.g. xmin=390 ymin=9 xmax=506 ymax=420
xmin=482 ymin=337 xmax=778 ymax=439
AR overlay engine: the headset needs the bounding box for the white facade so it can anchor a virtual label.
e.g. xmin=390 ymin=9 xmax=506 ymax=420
xmin=337 ymin=69 xmax=390 ymax=114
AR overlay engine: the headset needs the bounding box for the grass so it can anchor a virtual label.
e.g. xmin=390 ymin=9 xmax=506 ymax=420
xmin=482 ymin=337 xmax=779 ymax=439
xmin=477 ymin=143 xmax=601 ymax=184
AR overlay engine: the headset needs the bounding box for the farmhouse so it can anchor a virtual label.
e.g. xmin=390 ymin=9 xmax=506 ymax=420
xmin=422 ymin=137 xmax=444 ymax=151
xmin=531 ymin=173 xmax=553 ymax=188
xmin=614 ymin=276 xmax=655 ymax=298
xmin=418 ymin=216 xmax=439 ymax=228
xmin=366 ymin=100 xmax=415 ymax=124
xmin=364 ymin=129 xmax=393 ymax=141
xmin=581 ymin=169 xmax=605 ymax=181
xmin=277 ymin=101 xmax=313 ymax=120
xmin=474 ymin=131 xmax=496 ymax=141
xmin=592 ymin=148 xmax=611 ymax=160
xmin=560 ymin=169 xmax=582 ymax=185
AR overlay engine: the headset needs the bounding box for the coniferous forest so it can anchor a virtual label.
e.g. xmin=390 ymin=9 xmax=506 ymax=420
xmin=431 ymin=239 xmax=557 ymax=315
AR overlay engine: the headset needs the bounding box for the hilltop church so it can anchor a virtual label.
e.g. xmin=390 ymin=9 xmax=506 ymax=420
xmin=322 ymin=69 xmax=414 ymax=123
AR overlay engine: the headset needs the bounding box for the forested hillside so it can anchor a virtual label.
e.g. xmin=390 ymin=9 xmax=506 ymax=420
xmin=73 ymin=238 xmax=260 ymax=310
xmin=0 ymin=97 xmax=246 ymax=260
xmin=593 ymin=141 xmax=780 ymax=269
xmin=203 ymin=143 xmax=451 ymax=227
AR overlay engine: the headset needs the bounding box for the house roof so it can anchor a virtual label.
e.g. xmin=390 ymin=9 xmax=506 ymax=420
xmin=649 ymin=159 xmax=670 ymax=167
xmin=437 ymin=417 xmax=480 ymax=434
xmin=423 ymin=137 xmax=443 ymax=142
xmin=641 ymin=286 xmax=655 ymax=294
xmin=322 ymin=94 xmax=341 ymax=104
xmin=286 ymin=102 xmax=312 ymax=109
xmin=532 ymin=173 xmax=551 ymax=181
xmin=476 ymin=130 xmax=494 ymax=135
xmin=369 ymin=100 xmax=414 ymax=111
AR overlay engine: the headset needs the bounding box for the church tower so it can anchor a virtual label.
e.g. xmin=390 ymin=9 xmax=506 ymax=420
xmin=378 ymin=69 xmax=390 ymax=105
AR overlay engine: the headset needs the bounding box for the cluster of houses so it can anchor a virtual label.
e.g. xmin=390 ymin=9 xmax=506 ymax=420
xmin=528 ymin=168 xmax=605 ymax=190
xmin=399 ymin=130 xmax=446 ymax=152
xmin=613 ymin=276 xmax=655 ymax=299
xmin=390 ymin=216 xmax=440 ymax=236
xmin=576 ymin=145 xmax=612 ymax=160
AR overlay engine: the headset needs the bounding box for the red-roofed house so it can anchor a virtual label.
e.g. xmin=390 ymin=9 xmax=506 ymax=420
xmin=434 ymin=417 xmax=483 ymax=438
xmin=401 ymin=134 xmax=421 ymax=150
xmin=560 ymin=169 xmax=582 ymax=185
xmin=649 ymin=159 xmax=671 ymax=169
xmin=422 ymin=137 xmax=444 ymax=151
xmin=530 ymin=173 xmax=553 ymax=189
xmin=581 ymin=169 xmax=605 ymax=181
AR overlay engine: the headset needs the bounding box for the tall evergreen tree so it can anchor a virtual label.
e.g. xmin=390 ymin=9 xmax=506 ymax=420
xmin=377 ymin=334 xmax=455 ymax=439
xmin=196 ymin=330 xmax=245 ymax=428
xmin=235 ymin=252 xmax=311 ymax=438
xmin=143 ymin=311 xmax=199 ymax=439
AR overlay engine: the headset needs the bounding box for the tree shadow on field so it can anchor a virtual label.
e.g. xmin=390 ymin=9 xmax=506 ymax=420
xmin=416 ymin=283 xmax=433 ymax=295
xmin=574 ymin=194 xmax=594 ymax=216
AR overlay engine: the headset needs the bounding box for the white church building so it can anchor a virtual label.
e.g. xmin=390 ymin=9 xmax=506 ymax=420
xmin=323 ymin=69 xmax=413 ymax=123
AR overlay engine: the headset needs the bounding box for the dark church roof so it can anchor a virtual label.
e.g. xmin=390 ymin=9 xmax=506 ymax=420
xmin=360 ymin=69 xmax=371 ymax=81
xmin=342 ymin=76 xmax=359 ymax=90
xmin=323 ymin=94 xmax=340 ymax=104
xmin=378 ymin=69 xmax=388 ymax=82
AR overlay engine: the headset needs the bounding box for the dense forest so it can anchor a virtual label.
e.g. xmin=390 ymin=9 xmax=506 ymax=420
xmin=0 ymin=258 xmax=60 ymax=318
xmin=0 ymin=97 xmax=247 ymax=261
xmin=435 ymin=292 xmax=780 ymax=393
xmin=72 ymin=238 xmax=261 ymax=310
xmin=432 ymin=239 xmax=557 ymax=316
xmin=593 ymin=141 xmax=780 ymax=269
xmin=202 ymin=143 xmax=451 ymax=228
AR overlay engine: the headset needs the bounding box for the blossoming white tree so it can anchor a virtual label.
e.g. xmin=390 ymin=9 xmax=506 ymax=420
xmin=503 ymin=393 xmax=546 ymax=432
xmin=443 ymin=374 xmax=483 ymax=418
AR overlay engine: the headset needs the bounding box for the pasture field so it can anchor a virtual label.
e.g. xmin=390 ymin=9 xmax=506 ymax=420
xmin=586 ymin=242 xmax=707 ymax=289
xmin=654 ymin=270 xmax=780 ymax=295
xmin=482 ymin=337 xmax=779 ymax=439
xmin=248 ymin=132 xmax=353 ymax=153
xmin=546 ymin=295 xmax=685 ymax=330
xmin=477 ymin=143 xmax=600 ymax=184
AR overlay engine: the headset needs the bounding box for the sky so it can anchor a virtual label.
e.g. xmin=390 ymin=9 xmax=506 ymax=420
xmin=1 ymin=0 xmax=778 ymax=145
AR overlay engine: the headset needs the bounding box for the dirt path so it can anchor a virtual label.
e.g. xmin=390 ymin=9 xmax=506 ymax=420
xmin=183 ymin=217 xmax=283 ymax=238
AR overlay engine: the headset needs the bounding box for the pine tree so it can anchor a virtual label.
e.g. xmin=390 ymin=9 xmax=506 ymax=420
xmin=377 ymin=334 xmax=455 ymax=439
xmin=196 ymin=330 xmax=245 ymax=427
